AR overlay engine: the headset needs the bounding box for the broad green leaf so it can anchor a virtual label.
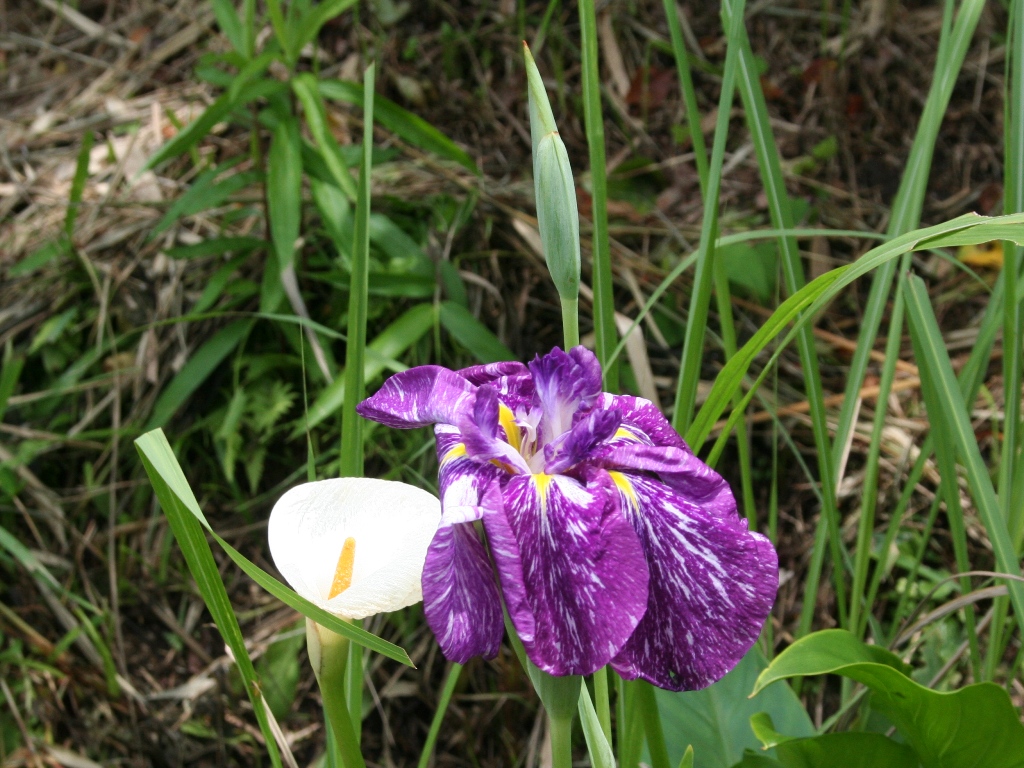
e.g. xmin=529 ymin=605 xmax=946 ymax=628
xmin=439 ymin=302 xmax=514 ymax=363
xmin=134 ymin=429 xmax=413 ymax=667
xmin=134 ymin=432 xmax=284 ymax=768
xmin=319 ymin=79 xmax=479 ymax=174
xmin=267 ymin=116 xmax=303 ymax=272
xmin=657 ymin=648 xmax=813 ymax=768
xmin=145 ymin=319 xmax=252 ymax=430
xmin=298 ymin=302 xmax=435 ymax=434
xmin=730 ymin=752 xmax=784 ymax=768
xmin=753 ymin=630 xmax=1024 ymax=768
xmin=750 ymin=713 xmax=918 ymax=767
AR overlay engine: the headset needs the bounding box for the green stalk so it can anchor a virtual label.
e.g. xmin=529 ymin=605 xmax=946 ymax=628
xmin=578 ymin=0 xmax=618 ymax=389
xmin=339 ymin=63 xmax=375 ymax=478
xmin=416 ymin=663 xmax=463 ymax=768
xmin=637 ymin=682 xmax=670 ymax=768
xmin=549 ymin=714 xmax=574 ymax=768
xmin=592 ymin=665 xmax=612 ymax=746
xmin=671 ymin=0 xmax=747 ymax=435
xmin=345 ymin=628 xmax=363 ymax=738
xmin=561 ymin=297 xmax=581 ymax=349
xmin=307 ymin=620 xmax=366 ymax=768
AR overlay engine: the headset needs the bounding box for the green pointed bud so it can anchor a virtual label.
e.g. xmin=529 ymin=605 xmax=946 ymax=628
xmin=524 ymin=42 xmax=581 ymax=307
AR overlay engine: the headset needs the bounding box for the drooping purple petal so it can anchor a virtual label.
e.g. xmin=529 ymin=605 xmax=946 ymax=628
xmin=458 ymin=386 xmax=530 ymax=474
xmin=608 ymin=472 xmax=778 ymax=691
xmin=496 ymin=471 xmax=649 ymax=676
xmin=458 ymin=362 xmax=536 ymax=413
xmin=529 ymin=346 xmax=603 ymax=442
xmin=357 ymin=367 xmax=477 ymax=428
xmin=543 ymin=407 xmax=621 ymax=475
xmin=593 ymin=393 xmax=688 ymax=450
xmin=422 ymin=514 xmax=503 ymax=663
xmin=595 ymin=443 xmax=737 ymax=521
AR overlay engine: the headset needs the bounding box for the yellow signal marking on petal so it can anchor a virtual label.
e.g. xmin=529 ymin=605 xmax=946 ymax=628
xmin=533 ymin=473 xmax=552 ymax=515
xmin=328 ymin=537 xmax=357 ymax=599
xmin=614 ymin=427 xmax=640 ymax=442
xmin=441 ymin=443 xmax=467 ymax=466
xmin=498 ymin=404 xmax=522 ymax=453
xmin=608 ymin=471 xmax=639 ymax=508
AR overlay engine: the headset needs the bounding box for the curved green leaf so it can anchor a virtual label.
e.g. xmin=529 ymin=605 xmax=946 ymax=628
xmin=657 ymin=648 xmax=813 ymax=768
xmin=439 ymin=302 xmax=514 ymax=364
xmin=754 ymin=630 xmax=1024 ymax=768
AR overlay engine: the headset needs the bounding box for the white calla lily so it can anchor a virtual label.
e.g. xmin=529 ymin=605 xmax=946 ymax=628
xmin=268 ymin=477 xmax=441 ymax=620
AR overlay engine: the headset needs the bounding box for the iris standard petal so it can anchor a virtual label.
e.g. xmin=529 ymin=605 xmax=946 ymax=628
xmin=529 ymin=346 xmax=603 ymax=440
xmin=458 ymin=385 xmax=531 ymax=474
xmin=596 ymin=443 xmax=737 ymax=521
xmin=497 ymin=472 xmax=649 ymax=676
xmin=357 ymin=366 xmax=477 ymax=427
xmin=608 ymin=472 xmax=778 ymax=691
xmin=458 ymin=361 xmax=530 ymax=385
xmin=543 ymin=407 xmax=621 ymax=474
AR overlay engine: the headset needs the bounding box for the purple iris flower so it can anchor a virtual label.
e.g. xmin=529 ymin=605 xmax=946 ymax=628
xmin=357 ymin=346 xmax=778 ymax=691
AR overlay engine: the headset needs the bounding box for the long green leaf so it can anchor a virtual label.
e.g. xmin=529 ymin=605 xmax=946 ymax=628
xmin=135 ymin=429 xmax=413 ymax=666
xmin=903 ymin=274 xmax=1024 ymax=619
xmin=439 ymin=302 xmax=514 ymax=363
xmin=338 ymin=63 xmax=375 ymax=479
xmin=134 ymin=432 xmax=284 ymax=768
xmin=293 ymin=73 xmax=358 ymax=200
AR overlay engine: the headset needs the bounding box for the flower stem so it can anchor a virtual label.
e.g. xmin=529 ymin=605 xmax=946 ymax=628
xmin=306 ymin=620 xmax=366 ymax=768
xmin=561 ymin=297 xmax=580 ymax=348
xmin=593 ymin=666 xmax=612 ymax=746
xmin=548 ymin=713 xmax=574 ymax=768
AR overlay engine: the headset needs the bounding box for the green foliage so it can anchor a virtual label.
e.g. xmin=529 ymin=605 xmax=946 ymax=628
xmin=655 ymin=648 xmax=813 ymax=768
xmin=754 ymin=630 xmax=1024 ymax=768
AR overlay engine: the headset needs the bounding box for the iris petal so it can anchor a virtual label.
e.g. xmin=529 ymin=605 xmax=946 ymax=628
xmin=543 ymin=407 xmax=621 ymax=474
xmin=458 ymin=386 xmax=531 ymax=474
xmin=529 ymin=347 xmax=603 ymax=441
xmin=357 ymin=366 xmax=477 ymax=427
xmin=594 ymin=393 xmax=689 ymax=450
xmin=496 ymin=472 xmax=649 ymax=676
xmin=608 ymin=472 xmax=778 ymax=691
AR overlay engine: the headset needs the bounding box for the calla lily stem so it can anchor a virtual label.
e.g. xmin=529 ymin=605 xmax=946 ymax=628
xmin=307 ymin=620 xmax=366 ymax=768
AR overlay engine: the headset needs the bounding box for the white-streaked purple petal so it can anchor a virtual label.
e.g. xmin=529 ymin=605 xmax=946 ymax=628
xmin=608 ymin=472 xmax=778 ymax=691
xmin=544 ymin=407 xmax=621 ymax=474
xmin=458 ymin=361 xmax=530 ymax=385
xmin=357 ymin=366 xmax=477 ymax=428
xmin=593 ymin=393 xmax=689 ymax=450
xmin=529 ymin=346 xmax=603 ymax=441
xmin=497 ymin=472 xmax=649 ymax=676
xmin=458 ymin=386 xmax=530 ymax=474
xmin=422 ymin=517 xmax=503 ymax=663
xmin=596 ymin=443 xmax=738 ymax=521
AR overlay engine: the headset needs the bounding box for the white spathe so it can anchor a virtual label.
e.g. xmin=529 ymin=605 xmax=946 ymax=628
xmin=269 ymin=477 xmax=441 ymax=620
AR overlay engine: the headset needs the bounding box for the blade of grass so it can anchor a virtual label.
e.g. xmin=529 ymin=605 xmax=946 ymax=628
xmin=134 ymin=429 xmax=413 ymax=665
xmin=671 ymin=0 xmax=747 ymax=435
xmin=577 ymin=0 xmax=619 ymax=389
xmin=268 ymin=115 xmax=303 ymax=274
xmin=338 ymin=63 xmax=374 ymax=479
xmin=661 ymin=0 xmax=708 ymax=191
xmin=722 ymin=0 xmax=846 ymax=632
xmin=903 ymin=274 xmax=1024 ymax=621
xmin=134 ymin=433 xmax=285 ymax=768
xmin=65 ymin=131 xmax=93 ymax=239
xmin=416 ymin=663 xmax=462 ymax=768
xmin=293 ymin=73 xmax=358 ymax=200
